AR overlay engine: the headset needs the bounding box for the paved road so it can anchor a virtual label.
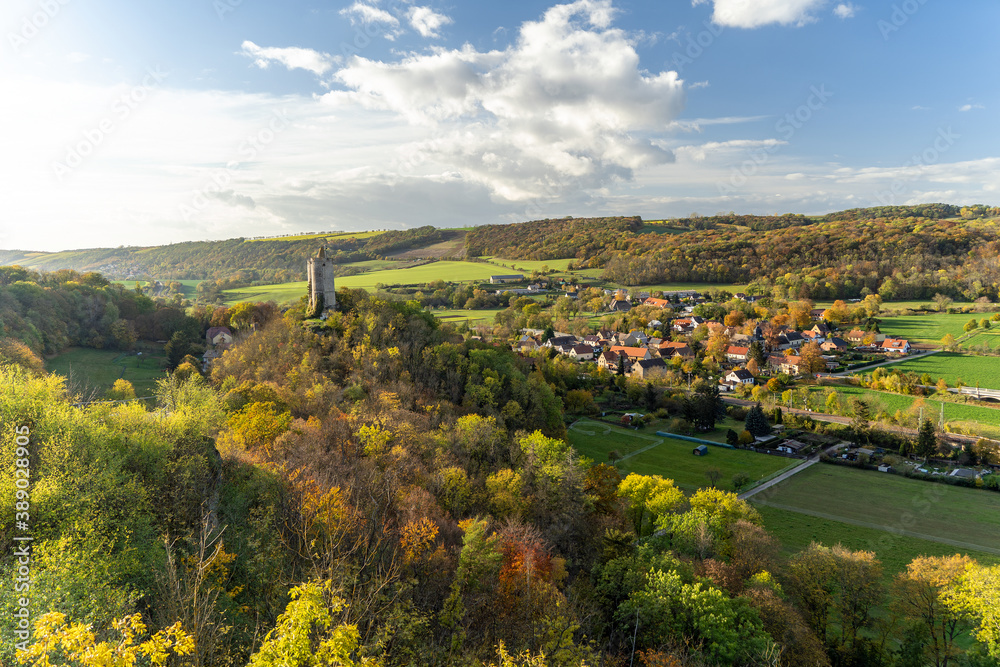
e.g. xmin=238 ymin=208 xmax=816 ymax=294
xmin=738 ymin=457 xmax=818 ymax=500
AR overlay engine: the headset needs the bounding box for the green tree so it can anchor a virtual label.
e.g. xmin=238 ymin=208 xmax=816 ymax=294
xmin=744 ymin=403 xmax=771 ymax=437
xmin=248 ymin=581 xmax=375 ymax=667
xmin=964 ymin=318 xmax=979 ymax=333
xmin=748 ymin=340 xmax=766 ymax=368
xmin=617 ymin=473 xmax=685 ymax=537
xmin=851 ymin=399 xmax=871 ymax=445
xmin=917 ymin=419 xmax=937 ymax=460
xmin=944 ymin=563 xmax=1000 ymax=660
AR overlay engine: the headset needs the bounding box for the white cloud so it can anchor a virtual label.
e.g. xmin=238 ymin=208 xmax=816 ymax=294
xmin=692 ymin=0 xmax=828 ymax=28
xmin=240 ymin=41 xmax=337 ymax=75
xmin=339 ymin=2 xmax=402 ymax=39
xmin=959 ymin=103 xmax=984 ymax=112
xmin=674 ymin=139 xmax=786 ymax=161
xmin=407 ymin=6 xmax=453 ymax=38
xmin=833 ymin=3 xmax=857 ymax=19
xmin=689 ymin=80 xmax=710 ymax=89
xmin=323 ymin=0 xmax=684 ymax=201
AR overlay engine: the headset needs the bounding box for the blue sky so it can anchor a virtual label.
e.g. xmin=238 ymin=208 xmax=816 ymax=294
xmin=1 ymin=0 xmax=996 ymax=251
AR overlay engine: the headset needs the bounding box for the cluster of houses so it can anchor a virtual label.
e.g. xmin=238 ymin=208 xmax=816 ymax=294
xmin=513 ymin=297 xmax=914 ymax=385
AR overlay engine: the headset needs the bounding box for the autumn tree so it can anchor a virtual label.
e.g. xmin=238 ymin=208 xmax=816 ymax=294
xmin=894 ymin=554 xmax=974 ymax=667
xmin=944 ymin=563 xmax=1000 ymax=660
xmin=798 ymin=341 xmax=825 ymax=376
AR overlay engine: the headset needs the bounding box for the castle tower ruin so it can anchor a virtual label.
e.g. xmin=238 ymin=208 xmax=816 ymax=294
xmin=307 ymin=246 xmax=336 ymax=316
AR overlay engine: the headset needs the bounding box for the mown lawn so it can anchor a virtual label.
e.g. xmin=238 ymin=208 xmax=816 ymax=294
xmin=568 ymin=419 xmax=794 ymax=493
xmin=432 ymin=308 xmax=505 ymax=325
xmin=223 ymin=282 xmax=308 ymax=306
xmin=46 ymin=346 xmax=168 ymax=398
xmin=754 ymin=464 xmax=1000 ymax=554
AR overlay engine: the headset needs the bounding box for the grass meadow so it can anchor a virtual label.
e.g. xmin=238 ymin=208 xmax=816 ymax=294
xmin=753 ymin=464 xmax=1000 ymax=555
xmin=808 ymin=384 xmax=1000 ymax=431
xmin=46 ymin=346 xmax=168 ymax=398
xmin=568 ymin=418 xmax=794 ymax=493
xmin=879 ymin=311 xmax=1000 ymax=343
xmin=884 ymin=352 xmax=1000 ymax=390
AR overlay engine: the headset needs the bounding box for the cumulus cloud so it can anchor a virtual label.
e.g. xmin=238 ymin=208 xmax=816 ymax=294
xmin=339 ymin=2 xmax=402 ymax=39
xmin=833 ymin=3 xmax=857 ymax=19
xmin=692 ymin=0 xmax=828 ymax=28
xmin=407 ymin=6 xmax=453 ymax=38
xmin=240 ymin=41 xmax=337 ymax=75
xmin=323 ymin=0 xmax=685 ymax=201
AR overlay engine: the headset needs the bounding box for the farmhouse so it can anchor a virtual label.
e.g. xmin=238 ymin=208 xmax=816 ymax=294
xmin=490 ymin=274 xmax=525 ymax=284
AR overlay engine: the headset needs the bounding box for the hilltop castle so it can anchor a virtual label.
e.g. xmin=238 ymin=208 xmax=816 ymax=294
xmin=307 ymin=247 xmax=336 ymax=317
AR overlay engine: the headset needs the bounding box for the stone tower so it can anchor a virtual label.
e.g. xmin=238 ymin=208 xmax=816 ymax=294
xmin=307 ymin=246 xmax=336 ymax=316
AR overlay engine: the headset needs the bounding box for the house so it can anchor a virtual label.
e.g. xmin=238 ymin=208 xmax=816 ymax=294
xmin=569 ymin=344 xmax=596 ymax=361
xmin=847 ymin=329 xmax=886 ymax=344
xmin=770 ymin=355 xmax=801 ymax=375
xmin=777 ymin=439 xmax=807 ymax=454
xmin=514 ymin=338 xmax=539 ymax=352
xmin=881 ymin=338 xmax=911 ymax=355
xmin=821 ymin=337 xmax=849 ymax=352
xmin=631 ymin=358 xmax=668 ymax=379
xmin=659 ymin=341 xmax=694 ymax=359
xmin=609 ymin=300 xmax=632 ymax=313
xmin=643 ymin=297 xmax=672 ymax=309
xmin=777 ymin=331 xmax=805 ymax=350
xmin=812 ymin=322 xmax=832 ymax=336
xmin=610 ymin=345 xmax=652 ymax=363
xmin=490 ymin=274 xmax=525 ymax=284
xmin=648 ymin=319 xmax=663 ymax=329
xmin=725 ymin=369 xmax=755 ymax=386
xmin=622 ymin=332 xmax=648 ymax=348
xmin=544 ymin=335 xmax=578 ymax=349
xmin=726 ymin=346 xmax=750 ymax=363
xmin=206 ymin=326 xmax=234 ymax=347
xmin=598 ymin=350 xmax=621 ymax=372
xmin=693 ymin=445 xmax=709 ymax=456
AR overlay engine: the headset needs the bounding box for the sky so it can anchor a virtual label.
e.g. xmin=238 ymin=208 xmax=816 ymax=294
xmin=0 ymin=0 xmax=997 ymax=251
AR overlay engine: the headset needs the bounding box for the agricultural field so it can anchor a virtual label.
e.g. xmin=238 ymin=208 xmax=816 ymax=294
xmin=45 ymin=345 xmax=168 ymax=398
xmin=757 ymin=505 xmax=999 ymax=579
xmin=753 ymin=464 xmax=1000 ymax=556
xmin=568 ymin=419 xmax=795 ymax=493
xmin=223 ymin=282 xmax=308 ymax=306
xmin=480 ymin=257 xmax=578 ymax=272
xmin=886 ymin=352 xmax=1000 ymax=390
xmin=247 ymin=230 xmax=385 ymax=242
xmin=879 ymin=311 xmax=1000 ymax=344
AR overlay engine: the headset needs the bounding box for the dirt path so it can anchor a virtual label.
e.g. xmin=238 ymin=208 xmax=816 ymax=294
xmin=738 ymin=458 xmax=818 ymax=500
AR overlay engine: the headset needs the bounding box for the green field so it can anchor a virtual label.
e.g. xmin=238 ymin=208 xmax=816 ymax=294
xmin=754 ymin=464 xmax=1000 ymax=556
xmin=568 ymin=419 xmax=795 ymax=493
xmin=432 ymin=308 xmax=504 ymax=326
xmin=481 ymin=257 xmax=577 ymax=272
xmin=808 ymin=384 xmax=1000 ymax=430
xmin=885 ymin=352 xmax=1000 ymax=390
xmin=879 ymin=312 xmax=1000 ymax=344
xmin=223 ymin=282 xmax=309 ymax=306
xmin=113 ymin=279 xmax=203 ymax=299
xmin=758 ymin=505 xmax=999 ymax=579
xmin=46 ymin=346 xmax=168 ymax=398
